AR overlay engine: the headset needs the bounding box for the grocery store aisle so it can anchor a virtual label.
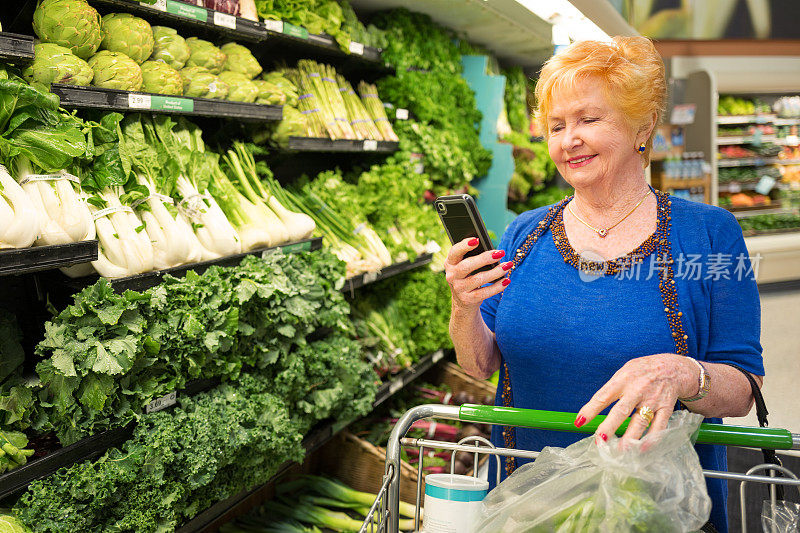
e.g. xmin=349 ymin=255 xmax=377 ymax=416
xmin=727 ymin=287 xmax=800 ymax=436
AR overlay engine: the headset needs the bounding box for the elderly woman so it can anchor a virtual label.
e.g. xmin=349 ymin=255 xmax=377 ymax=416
xmin=446 ymin=37 xmax=763 ymax=532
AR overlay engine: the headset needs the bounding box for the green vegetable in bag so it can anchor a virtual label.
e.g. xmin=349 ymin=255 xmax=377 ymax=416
xmin=23 ymin=43 xmax=93 ymax=87
xmin=100 ymin=13 xmax=154 ymax=65
xmin=151 ymin=26 xmax=191 ymax=70
xmin=88 ymin=50 xmax=142 ymax=91
xmin=221 ymin=42 xmax=262 ymax=79
xmin=185 ymin=37 xmax=227 ymax=75
xmin=140 ymin=60 xmax=183 ymax=95
xmin=32 ymin=0 xmax=103 ymax=60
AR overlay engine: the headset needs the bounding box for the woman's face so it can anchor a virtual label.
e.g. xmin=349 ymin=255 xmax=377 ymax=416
xmin=546 ymin=77 xmax=643 ymax=190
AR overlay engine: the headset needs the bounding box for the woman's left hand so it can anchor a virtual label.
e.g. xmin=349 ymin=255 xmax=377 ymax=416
xmin=574 ymin=353 xmax=697 ymax=444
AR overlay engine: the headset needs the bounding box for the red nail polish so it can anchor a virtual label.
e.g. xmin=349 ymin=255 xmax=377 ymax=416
xmin=492 ymin=250 xmax=505 ymax=259
xmin=574 ymin=416 xmax=586 ymax=428
xmin=600 ymin=433 xmax=608 ymax=442
xmin=501 ymin=278 xmax=511 ymax=287
xmin=502 ymin=262 xmax=512 ymax=271
xmin=468 ymin=238 xmax=479 ymax=247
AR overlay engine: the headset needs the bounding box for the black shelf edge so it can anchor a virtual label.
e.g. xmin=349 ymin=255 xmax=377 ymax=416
xmin=62 ymin=237 xmax=322 ymax=293
xmin=372 ymin=349 xmax=448 ymax=409
xmin=50 ymin=84 xmax=283 ymax=121
xmin=0 ymin=32 xmax=34 ymax=62
xmin=342 ymin=253 xmax=433 ymax=295
xmin=90 ymin=0 xmax=265 ymax=42
xmin=0 ymin=240 xmax=98 ymax=277
xmin=286 ymin=137 xmax=399 ymax=153
xmin=262 ymin=24 xmax=388 ymax=69
xmin=0 ymin=377 xmax=221 ymax=501
xmin=0 ymin=423 xmax=135 ymax=501
xmin=176 ymin=349 xmax=451 ymax=533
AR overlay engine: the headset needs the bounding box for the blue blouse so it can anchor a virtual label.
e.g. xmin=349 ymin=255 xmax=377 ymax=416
xmin=480 ymin=193 xmax=764 ymax=533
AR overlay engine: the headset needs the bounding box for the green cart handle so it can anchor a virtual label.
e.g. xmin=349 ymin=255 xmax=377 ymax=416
xmin=458 ymin=404 xmax=800 ymax=450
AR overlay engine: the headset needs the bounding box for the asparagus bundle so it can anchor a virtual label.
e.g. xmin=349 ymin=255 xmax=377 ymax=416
xmin=337 ymin=74 xmax=382 ymax=141
xmin=294 ymin=60 xmax=356 ymax=140
xmin=293 ymin=75 xmax=327 ymax=138
xmin=359 ymin=81 xmax=399 ymax=142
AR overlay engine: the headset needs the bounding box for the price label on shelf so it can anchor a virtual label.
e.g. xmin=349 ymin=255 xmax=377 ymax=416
xmin=395 ymin=108 xmax=409 ymax=120
xmin=282 ymin=22 xmax=309 ymax=39
xmin=213 ymin=11 xmax=237 ymax=30
xmin=264 ymin=19 xmax=284 ymax=32
xmin=727 ymin=183 xmax=742 ymax=193
xmin=348 ymin=41 xmax=365 ymax=55
xmin=363 ymin=140 xmax=378 ymax=151
xmin=281 ymin=240 xmax=313 ymax=253
xmin=786 ymin=135 xmax=799 ymax=146
xmin=166 ymin=0 xmax=208 ymax=22
xmin=146 ymin=391 xmax=177 ymax=413
xmin=432 ymin=350 xmax=445 ymax=363
xmin=143 ymin=0 xmax=167 ymax=11
xmin=128 ymin=93 xmax=152 ymax=110
xmin=363 ymin=271 xmax=379 ymax=284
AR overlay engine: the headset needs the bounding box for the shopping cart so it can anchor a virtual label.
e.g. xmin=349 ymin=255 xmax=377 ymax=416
xmin=359 ymin=403 xmax=800 ymax=533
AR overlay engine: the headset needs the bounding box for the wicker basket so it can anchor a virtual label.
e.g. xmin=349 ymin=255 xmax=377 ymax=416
xmin=316 ymin=362 xmax=497 ymax=506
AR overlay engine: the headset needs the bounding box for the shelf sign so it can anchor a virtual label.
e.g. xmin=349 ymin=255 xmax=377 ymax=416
xmin=755 ymin=175 xmax=777 ymax=195
xmin=363 ymin=139 xmax=378 ymax=151
xmin=281 ymin=240 xmax=313 ymax=253
xmin=146 ymin=391 xmax=177 ymax=413
xmin=786 ymin=135 xmax=799 ymax=146
xmin=283 ymin=22 xmax=309 ymax=40
xmin=166 ymin=0 xmax=208 ymax=22
xmin=128 ymin=93 xmax=194 ymax=112
xmin=670 ymin=104 xmax=696 ymax=125
xmin=348 ymin=41 xmax=365 ymax=55
xmin=389 ymin=380 xmax=403 ymax=394
xmin=363 ymin=271 xmax=379 ymax=284
xmin=264 ymin=19 xmax=283 ymax=33
xmin=751 ymin=130 xmax=763 ymax=147
xmin=213 ymin=11 xmax=237 ymax=30
xmin=142 ymin=0 xmax=167 ymax=11
xmin=395 ymin=108 xmax=409 ymax=120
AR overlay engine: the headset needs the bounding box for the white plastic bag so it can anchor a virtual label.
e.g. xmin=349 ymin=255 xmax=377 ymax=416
xmin=476 ymin=410 xmax=712 ymax=533
xmin=762 ymin=500 xmax=800 ymax=532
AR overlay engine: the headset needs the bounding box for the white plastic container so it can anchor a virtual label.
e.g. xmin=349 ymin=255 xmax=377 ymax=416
xmin=421 ymin=474 xmax=489 ymax=533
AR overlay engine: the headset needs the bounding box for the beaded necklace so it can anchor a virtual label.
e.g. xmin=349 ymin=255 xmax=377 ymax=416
xmin=498 ymin=188 xmax=689 ymax=477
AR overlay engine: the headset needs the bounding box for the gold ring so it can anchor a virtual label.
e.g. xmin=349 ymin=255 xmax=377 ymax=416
xmin=638 ymin=406 xmax=655 ymax=425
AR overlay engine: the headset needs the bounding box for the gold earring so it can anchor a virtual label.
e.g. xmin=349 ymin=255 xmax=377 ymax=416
xmin=637 ymin=143 xmax=646 ymax=154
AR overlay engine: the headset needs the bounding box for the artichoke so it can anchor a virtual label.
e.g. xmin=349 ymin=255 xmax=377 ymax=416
xmin=180 ymin=66 xmax=228 ymax=99
xmin=253 ymin=80 xmax=286 ymax=106
xmin=185 ymin=38 xmax=226 ymax=75
xmin=141 ymin=61 xmax=183 ymax=95
xmin=100 ymin=13 xmax=155 ymax=64
xmin=23 ymin=43 xmax=94 ymax=87
xmin=88 ymin=50 xmax=143 ymax=91
xmin=151 ymin=26 xmax=190 ymax=70
xmin=32 ymin=0 xmax=103 ymax=59
xmin=262 ymin=71 xmax=298 ymax=107
xmin=218 ymin=71 xmax=258 ymax=103
xmin=220 ymin=42 xmax=262 ymax=79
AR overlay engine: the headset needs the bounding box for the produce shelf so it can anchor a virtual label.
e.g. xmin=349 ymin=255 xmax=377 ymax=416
xmin=342 ymin=253 xmax=433 ymax=294
xmin=175 ymin=348 xmax=452 ymax=533
xmin=731 ymin=207 xmax=796 ymax=219
xmin=0 ymin=240 xmax=98 ymax=277
xmin=718 ymin=158 xmax=800 ymax=168
xmin=0 ymin=32 xmax=34 ymax=62
xmin=49 ymin=84 xmax=283 ymax=121
xmin=0 ymin=377 xmax=220 ymax=501
xmin=62 ymin=237 xmax=323 ymax=293
xmin=89 ymin=0 xmax=265 ymax=42
xmin=286 ymin=136 xmax=400 ymax=153
xmin=0 ymin=423 xmax=135 ymax=501
xmin=717 ymin=135 xmax=777 ymax=146
xmin=717 ymin=115 xmax=775 ymax=125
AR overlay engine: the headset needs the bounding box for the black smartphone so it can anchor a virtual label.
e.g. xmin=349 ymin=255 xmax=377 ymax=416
xmin=434 ymin=194 xmax=495 ymax=274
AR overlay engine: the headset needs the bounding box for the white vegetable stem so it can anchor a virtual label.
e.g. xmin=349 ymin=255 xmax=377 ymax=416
xmin=13 ymin=158 xmax=94 ymax=245
xmin=135 ymin=174 xmax=203 ymax=269
xmin=87 ymin=187 xmax=155 ymax=278
xmin=0 ymin=165 xmax=40 ymax=249
xmin=176 ymin=175 xmax=241 ymax=260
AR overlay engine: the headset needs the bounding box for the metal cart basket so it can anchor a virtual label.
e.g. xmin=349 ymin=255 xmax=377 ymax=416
xmin=359 ymin=404 xmax=800 ymax=533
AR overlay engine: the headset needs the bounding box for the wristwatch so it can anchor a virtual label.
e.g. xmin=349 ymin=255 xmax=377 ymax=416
xmin=679 ymin=358 xmax=711 ymax=403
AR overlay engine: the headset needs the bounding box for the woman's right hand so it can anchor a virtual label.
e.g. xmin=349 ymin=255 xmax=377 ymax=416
xmin=444 ymin=237 xmax=512 ymax=314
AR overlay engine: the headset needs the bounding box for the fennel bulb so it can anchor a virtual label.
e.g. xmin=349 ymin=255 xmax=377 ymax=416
xmin=176 ymin=175 xmax=241 ymax=259
xmin=0 ymin=165 xmax=40 ymax=249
